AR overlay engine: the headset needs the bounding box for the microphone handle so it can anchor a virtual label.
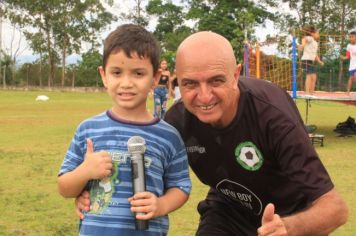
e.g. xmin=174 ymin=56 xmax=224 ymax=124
xmin=131 ymin=154 xmax=149 ymax=230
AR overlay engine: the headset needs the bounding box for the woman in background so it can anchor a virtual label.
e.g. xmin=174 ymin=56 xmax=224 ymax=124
xmin=154 ymin=59 xmax=171 ymax=118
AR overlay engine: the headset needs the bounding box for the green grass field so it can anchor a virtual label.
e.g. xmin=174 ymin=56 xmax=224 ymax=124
xmin=0 ymin=90 xmax=355 ymax=235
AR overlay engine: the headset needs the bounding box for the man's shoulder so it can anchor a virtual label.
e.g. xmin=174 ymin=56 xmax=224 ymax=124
xmin=240 ymin=77 xmax=284 ymax=94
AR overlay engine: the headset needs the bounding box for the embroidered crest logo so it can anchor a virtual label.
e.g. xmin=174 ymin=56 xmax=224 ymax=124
xmin=235 ymin=142 xmax=263 ymax=171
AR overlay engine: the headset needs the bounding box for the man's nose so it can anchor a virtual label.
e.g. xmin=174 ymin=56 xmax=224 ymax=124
xmin=197 ymin=84 xmax=213 ymax=103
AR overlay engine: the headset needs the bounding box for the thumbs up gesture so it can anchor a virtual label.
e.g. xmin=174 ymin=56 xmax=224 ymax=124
xmin=82 ymin=139 xmax=113 ymax=180
xmin=257 ymin=203 xmax=288 ymax=236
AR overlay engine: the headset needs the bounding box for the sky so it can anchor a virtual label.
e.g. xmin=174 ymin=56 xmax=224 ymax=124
xmin=1 ymin=0 xmax=283 ymax=65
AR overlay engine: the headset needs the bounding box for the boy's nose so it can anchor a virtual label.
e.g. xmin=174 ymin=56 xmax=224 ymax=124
xmin=120 ymin=75 xmax=133 ymax=87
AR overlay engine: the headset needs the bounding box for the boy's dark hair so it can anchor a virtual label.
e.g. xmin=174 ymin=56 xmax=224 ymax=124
xmin=103 ymin=24 xmax=160 ymax=73
xmin=302 ymin=25 xmax=317 ymax=36
xmin=350 ymin=31 xmax=356 ymax=36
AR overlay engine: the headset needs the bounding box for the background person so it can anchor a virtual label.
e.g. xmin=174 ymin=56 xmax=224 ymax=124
xmin=170 ymin=68 xmax=181 ymax=103
xmin=298 ymin=25 xmax=324 ymax=95
xmin=58 ymin=24 xmax=191 ymax=236
xmin=340 ymin=31 xmax=356 ymax=95
xmin=153 ymin=59 xmax=171 ymax=118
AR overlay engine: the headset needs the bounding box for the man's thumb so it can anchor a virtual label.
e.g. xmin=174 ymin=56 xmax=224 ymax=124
xmin=86 ymin=139 xmax=94 ymax=155
xmin=262 ymin=203 xmax=275 ymax=225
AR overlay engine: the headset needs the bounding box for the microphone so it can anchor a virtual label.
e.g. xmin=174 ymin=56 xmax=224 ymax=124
xmin=127 ymin=136 xmax=149 ymax=230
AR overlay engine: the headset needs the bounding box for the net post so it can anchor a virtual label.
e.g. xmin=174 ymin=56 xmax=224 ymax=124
xmin=244 ymin=30 xmax=249 ymax=79
xmin=244 ymin=43 xmax=249 ymax=79
xmin=292 ymin=33 xmax=297 ymax=99
xmin=256 ymin=44 xmax=260 ymax=79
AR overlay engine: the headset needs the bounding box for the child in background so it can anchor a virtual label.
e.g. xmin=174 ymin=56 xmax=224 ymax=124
xmin=340 ymin=31 xmax=356 ymax=95
xmin=57 ymin=24 xmax=191 ymax=236
xmin=153 ymin=59 xmax=171 ymax=118
xmin=298 ymin=25 xmax=324 ymax=95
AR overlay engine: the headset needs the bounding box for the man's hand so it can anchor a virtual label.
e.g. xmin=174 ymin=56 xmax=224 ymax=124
xmin=128 ymin=192 xmax=160 ymax=220
xmin=257 ymin=203 xmax=287 ymax=236
xmin=75 ymin=190 xmax=91 ymax=219
xmin=82 ymin=139 xmax=112 ymax=180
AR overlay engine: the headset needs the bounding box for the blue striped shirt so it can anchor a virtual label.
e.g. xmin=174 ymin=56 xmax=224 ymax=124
xmin=59 ymin=111 xmax=191 ymax=236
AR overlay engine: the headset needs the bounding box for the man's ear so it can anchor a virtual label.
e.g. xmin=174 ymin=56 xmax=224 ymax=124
xmin=98 ymin=66 xmax=107 ymax=88
xmin=234 ymin=64 xmax=241 ymax=81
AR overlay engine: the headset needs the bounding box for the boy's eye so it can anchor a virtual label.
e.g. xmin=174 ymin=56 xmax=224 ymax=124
xmin=135 ymin=71 xmax=144 ymax=77
xmin=111 ymin=70 xmax=121 ymax=76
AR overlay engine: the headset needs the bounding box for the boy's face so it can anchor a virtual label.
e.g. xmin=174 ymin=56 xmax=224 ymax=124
xmin=350 ymin=34 xmax=356 ymax=44
xmin=99 ymin=50 xmax=158 ymax=116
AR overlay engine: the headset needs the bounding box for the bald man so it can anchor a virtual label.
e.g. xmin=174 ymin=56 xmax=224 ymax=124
xmin=75 ymin=31 xmax=348 ymax=235
xmin=165 ymin=31 xmax=348 ymax=235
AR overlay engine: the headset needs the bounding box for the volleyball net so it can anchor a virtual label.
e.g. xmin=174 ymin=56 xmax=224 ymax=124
xmin=243 ymin=30 xmax=355 ymax=100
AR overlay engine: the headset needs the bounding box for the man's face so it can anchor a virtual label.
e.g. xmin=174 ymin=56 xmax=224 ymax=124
xmin=176 ymin=49 xmax=240 ymax=128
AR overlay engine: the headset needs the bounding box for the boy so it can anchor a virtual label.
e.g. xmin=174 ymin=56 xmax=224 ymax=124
xmin=341 ymin=31 xmax=356 ymax=95
xmin=57 ymin=24 xmax=191 ymax=236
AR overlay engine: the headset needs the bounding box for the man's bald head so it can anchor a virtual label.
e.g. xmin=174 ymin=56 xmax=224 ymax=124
xmin=176 ymin=31 xmax=237 ymax=75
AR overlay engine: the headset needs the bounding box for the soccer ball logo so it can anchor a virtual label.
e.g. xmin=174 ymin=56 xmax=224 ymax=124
xmin=235 ymin=142 xmax=263 ymax=171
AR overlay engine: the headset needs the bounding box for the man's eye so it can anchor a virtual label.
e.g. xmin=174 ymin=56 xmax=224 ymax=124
xmin=182 ymin=80 xmax=197 ymax=88
xmin=210 ymin=78 xmax=225 ymax=86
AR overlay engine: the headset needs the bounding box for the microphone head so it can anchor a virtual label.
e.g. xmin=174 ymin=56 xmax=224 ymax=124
xmin=127 ymin=136 xmax=146 ymax=155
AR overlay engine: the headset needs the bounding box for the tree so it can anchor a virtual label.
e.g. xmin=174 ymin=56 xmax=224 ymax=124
xmin=281 ymin=0 xmax=356 ymax=88
xmin=120 ymin=0 xmax=149 ymax=27
xmin=76 ymin=49 xmax=102 ymax=87
xmin=185 ymin=0 xmax=277 ymax=60
xmin=4 ymin=0 xmax=115 ymax=88
xmin=146 ymin=0 xmax=192 ymax=64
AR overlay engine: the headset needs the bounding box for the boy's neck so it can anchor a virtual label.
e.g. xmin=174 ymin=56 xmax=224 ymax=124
xmin=110 ymin=107 xmax=155 ymax=123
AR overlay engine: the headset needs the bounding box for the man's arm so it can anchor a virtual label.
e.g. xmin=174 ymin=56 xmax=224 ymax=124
xmin=258 ymin=188 xmax=348 ymax=236
xmin=282 ymin=188 xmax=348 ymax=235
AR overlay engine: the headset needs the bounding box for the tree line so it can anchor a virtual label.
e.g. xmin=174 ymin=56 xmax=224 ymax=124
xmin=0 ymin=0 xmax=355 ymax=89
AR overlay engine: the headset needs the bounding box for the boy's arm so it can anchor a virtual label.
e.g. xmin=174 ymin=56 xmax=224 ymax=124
xmin=156 ymin=187 xmax=188 ymax=216
xmin=340 ymin=50 xmax=350 ymax=60
xmin=129 ymin=187 xmax=189 ymax=220
xmin=58 ymin=139 xmax=113 ymax=198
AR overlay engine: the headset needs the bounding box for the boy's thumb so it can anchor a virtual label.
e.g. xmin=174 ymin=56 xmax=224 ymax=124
xmin=86 ymin=139 xmax=94 ymax=155
xmin=262 ymin=203 xmax=275 ymax=225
